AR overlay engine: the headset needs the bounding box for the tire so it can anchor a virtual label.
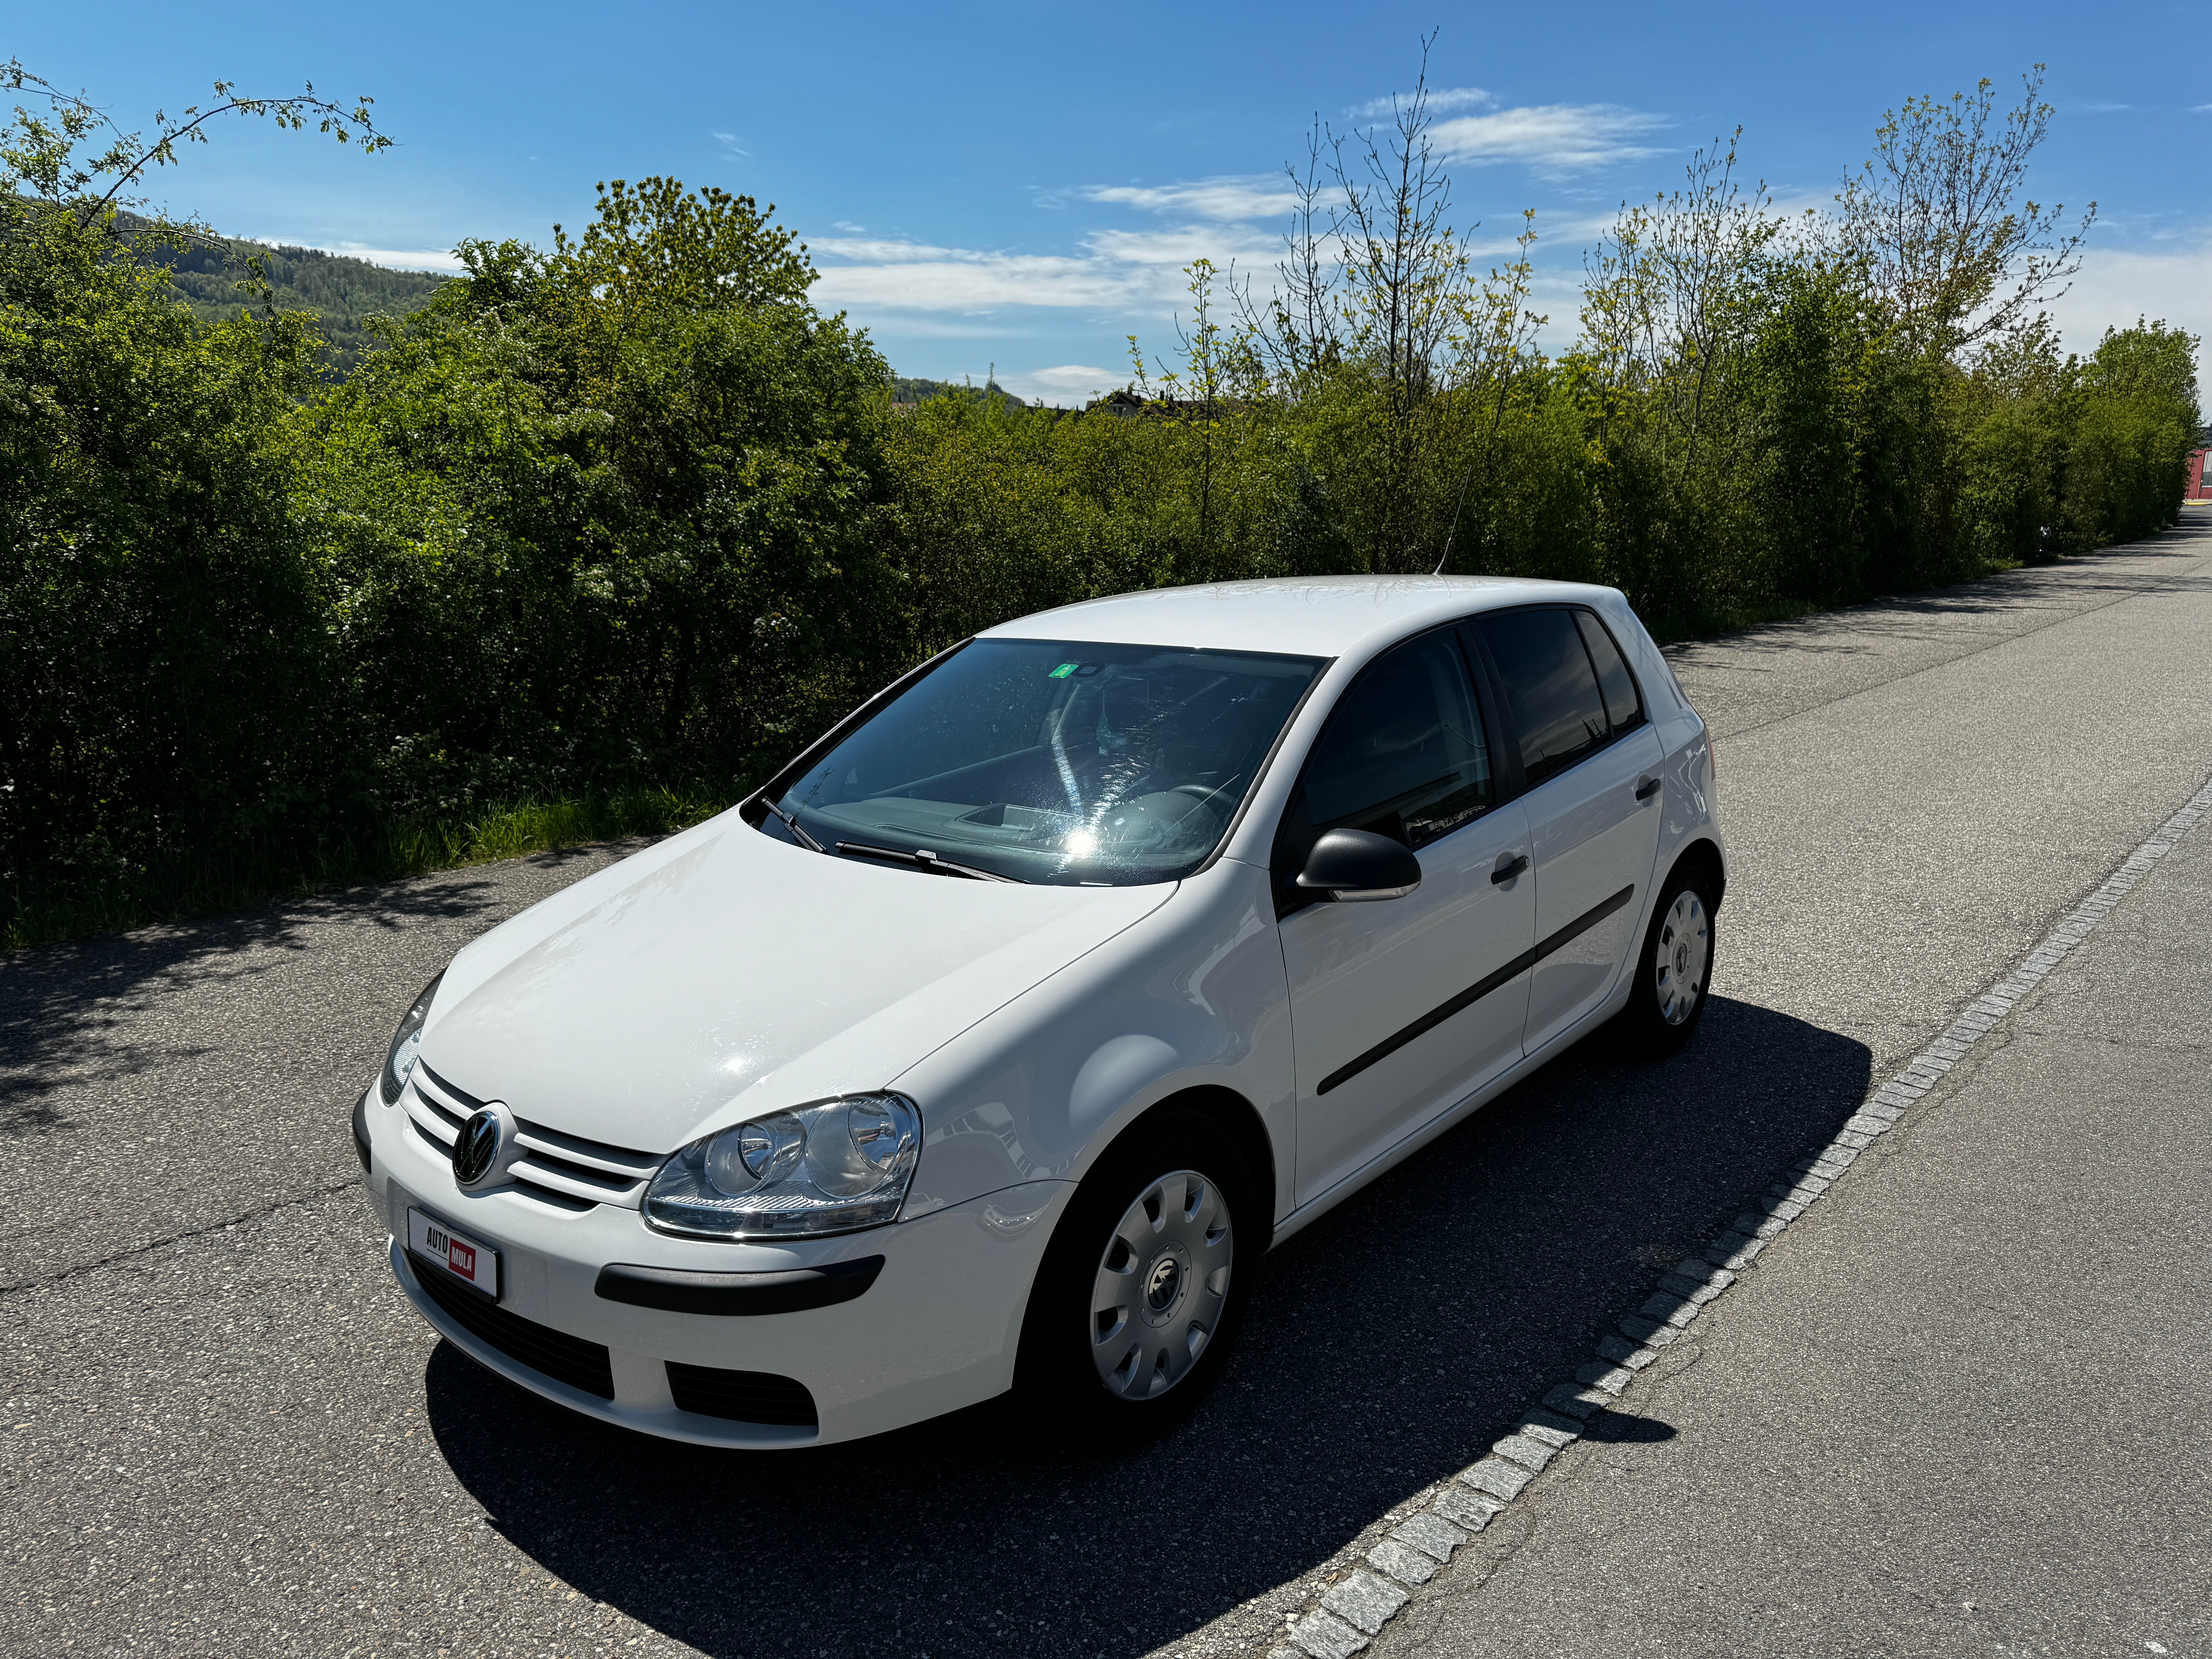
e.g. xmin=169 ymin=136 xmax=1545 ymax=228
xmin=1624 ymin=864 xmax=1715 ymax=1055
xmin=1013 ymin=1105 xmax=1256 ymax=1446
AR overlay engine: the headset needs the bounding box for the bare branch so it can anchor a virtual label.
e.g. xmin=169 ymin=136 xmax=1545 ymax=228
xmin=2 ymin=60 xmax=390 ymax=230
xmin=1836 ymin=65 xmax=2095 ymax=353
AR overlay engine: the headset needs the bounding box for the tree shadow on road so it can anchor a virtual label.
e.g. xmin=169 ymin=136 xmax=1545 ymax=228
xmin=426 ymin=993 xmax=1870 ymax=1659
xmin=0 ymin=846 xmax=627 ymax=1139
xmin=1666 ymin=535 xmax=2212 ymax=674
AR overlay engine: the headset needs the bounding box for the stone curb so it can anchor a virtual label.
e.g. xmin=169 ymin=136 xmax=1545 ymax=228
xmin=1262 ymin=770 xmax=2212 ymax=1659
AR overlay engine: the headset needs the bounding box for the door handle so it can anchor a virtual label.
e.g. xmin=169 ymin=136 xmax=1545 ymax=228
xmin=1635 ymin=776 xmax=1661 ymax=802
xmin=1491 ymin=853 xmax=1529 ymax=885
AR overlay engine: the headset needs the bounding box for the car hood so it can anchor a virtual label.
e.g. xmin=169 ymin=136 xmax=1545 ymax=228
xmin=419 ymin=813 xmax=1174 ymax=1152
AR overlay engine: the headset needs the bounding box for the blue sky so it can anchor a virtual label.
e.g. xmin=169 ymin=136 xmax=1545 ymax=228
xmin=20 ymin=2 xmax=2209 ymax=400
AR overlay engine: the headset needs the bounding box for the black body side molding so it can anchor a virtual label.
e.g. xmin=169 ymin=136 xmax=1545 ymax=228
xmin=1315 ymin=885 xmax=1636 ymax=1096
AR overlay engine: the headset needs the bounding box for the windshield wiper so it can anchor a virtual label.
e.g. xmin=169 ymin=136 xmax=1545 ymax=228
xmin=761 ymin=798 xmax=828 ymax=854
xmin=834 ymin=842 xmax=1025 ymax=883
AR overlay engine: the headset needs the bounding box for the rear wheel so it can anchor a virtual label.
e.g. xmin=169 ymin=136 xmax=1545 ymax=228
xmin=1014 ymin=1107 xmax=1255 ymax=1443
xmin=1625 ymin=867 xmax=1714 ymax=1054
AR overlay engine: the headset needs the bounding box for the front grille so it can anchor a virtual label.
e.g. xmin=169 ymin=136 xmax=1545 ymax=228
xmin=666 ymin=1362 xmax=818 ymax=1428
xmin=407 ymin=1063 xmax=661 ymax=1212
xmin=411 ymin=1252 xmax=616 ymax=1400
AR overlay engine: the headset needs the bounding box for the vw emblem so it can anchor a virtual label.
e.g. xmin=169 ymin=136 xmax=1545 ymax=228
xmin=452 ymin=1106 xmax=509 ymax=1188
xmin=1146 ymin=1254 xmax=1182 ymax=1311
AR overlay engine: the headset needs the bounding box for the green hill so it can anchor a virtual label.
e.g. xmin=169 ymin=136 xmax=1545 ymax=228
xmin=127 ymin=226 xmax=449 ymax=376
xmin=124 ymin=229 xmax=1044 ymax=397
xmin=892 ymin=375 xmax=1039 ymax=410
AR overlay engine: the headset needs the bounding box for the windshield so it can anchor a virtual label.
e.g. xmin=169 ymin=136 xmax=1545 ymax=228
xmin=769 ymin=639 xmax=1325 ymax=886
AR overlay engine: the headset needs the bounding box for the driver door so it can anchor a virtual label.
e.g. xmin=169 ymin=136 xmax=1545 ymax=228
xmin=1274 ymin=627 xmax=1537 ymax=1207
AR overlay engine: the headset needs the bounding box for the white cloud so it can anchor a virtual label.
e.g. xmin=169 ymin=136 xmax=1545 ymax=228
xmin=1348 ymin=86 xmax=1494 ymax=119
xmin=812 ymin=96 xmax=1657 ymax=385
xmin=812 ymin=235 xmax=970 ymax=264
xmin=812 ymin=239 xmax=1159 ymax=313
xmin=861 ymin=316 xmax=1032 ymax=341
xmin=989 ymin=363 xmax=1123 ymax=403
xmin=1432 ymin=103 xmax=1671 ymax=172
xmin=1084 ymin=223 xmax=1277 ymax=266
xmin=809 ymin=224 xmax=1267 ymax=316
xmin=1029 ymin=363 xmax=1118 ymax=388
xmin=1082 ymin=175 xmax=1301 ymax=222
xmin=713 ymin=131 xmax=750 ymax=158
xmin=314 ymin=242 xmax=467 ymax=273
xmin=2047 ymin=234 xmax=2212 ymax=362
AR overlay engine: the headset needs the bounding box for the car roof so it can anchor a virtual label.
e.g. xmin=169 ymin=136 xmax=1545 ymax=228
xmin=974 ymin=575 xmax=1626 ymax=661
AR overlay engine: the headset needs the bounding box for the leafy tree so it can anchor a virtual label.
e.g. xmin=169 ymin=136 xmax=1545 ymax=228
xmin=0 ymin=65 xmax=386 ymax=934
xmin=299 ymin=177 xmax=898 ymax=816
xmin=2054 ymin=320 xmax=2202 ymax=548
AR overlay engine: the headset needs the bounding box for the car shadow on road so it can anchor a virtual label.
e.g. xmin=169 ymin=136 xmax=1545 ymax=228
xmin=426 ymin=993 xmax=1869 ymax=1659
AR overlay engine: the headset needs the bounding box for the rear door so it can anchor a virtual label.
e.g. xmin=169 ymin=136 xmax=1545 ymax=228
xmin=1471 ymin=607 xmax=1663 ymax=1055
xmin=1275 ymin=627 xmax=1536 ymax=1206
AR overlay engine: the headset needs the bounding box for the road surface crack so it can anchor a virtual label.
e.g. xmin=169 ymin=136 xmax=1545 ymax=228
xmin=0 ymin=1179 xmax=361 ymax=1298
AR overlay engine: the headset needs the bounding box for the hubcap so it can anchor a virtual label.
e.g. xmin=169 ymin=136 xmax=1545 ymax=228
xmin=1653 ymin=890 xmax=1709 ymax=1025
xmin=1090 ymin=1170 xmax=1233 ymax=1400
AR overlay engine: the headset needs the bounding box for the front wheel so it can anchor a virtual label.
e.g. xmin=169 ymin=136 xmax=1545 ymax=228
xmin=1013 ymin=1107 xmax=1255 ymax=1444
xmin=1624 ymin=868 xmax=1714 ymax=1055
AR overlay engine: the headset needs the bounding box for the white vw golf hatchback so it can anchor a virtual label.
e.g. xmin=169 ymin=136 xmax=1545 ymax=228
xmin=354 ymin=577 xmax=1723 ymax=1446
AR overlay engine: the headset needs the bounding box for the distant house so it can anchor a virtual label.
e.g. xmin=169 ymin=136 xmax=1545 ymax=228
xmin=2190 ymin=448 xmax=2209 ymax=502
xmin=1083 ymin=388 xmax=1233 ymax=421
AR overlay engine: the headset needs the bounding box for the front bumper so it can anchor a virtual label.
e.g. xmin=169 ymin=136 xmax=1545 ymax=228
xmin=359 ymin=1084 xmax=1072 ymax=1447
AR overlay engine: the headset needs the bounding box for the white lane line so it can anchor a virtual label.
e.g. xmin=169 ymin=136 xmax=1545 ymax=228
xmin=1264 ymin=768 xmax=2212 ymax=1659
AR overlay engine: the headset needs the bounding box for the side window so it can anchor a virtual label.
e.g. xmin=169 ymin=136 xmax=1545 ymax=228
xmin=1300 ymin=631 xmax=1493 ymax=854
xmin=1478 ymin=608 xmax=1609 ymax=788
xmin=1575 ymin=610 xmax=1645 ymax=734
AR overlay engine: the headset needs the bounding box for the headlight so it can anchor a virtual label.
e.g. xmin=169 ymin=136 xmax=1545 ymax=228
xmin=379 ymin=972 xmax=444 ymax=1106
xmin=645 ymin=1094 xmax=922 ymax=1240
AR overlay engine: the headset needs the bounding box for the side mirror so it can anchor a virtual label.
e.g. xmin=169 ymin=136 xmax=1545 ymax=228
xmin=1296 ymin=828 xmax=1422 ymax=902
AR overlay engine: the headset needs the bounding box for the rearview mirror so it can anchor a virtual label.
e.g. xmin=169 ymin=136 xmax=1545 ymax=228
xmin=1296 ymin=828 xmax=1422 ymax=902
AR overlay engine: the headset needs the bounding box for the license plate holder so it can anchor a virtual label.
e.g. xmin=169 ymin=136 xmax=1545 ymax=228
xmin=407 ymin=1207 xmax=501 ymax=1301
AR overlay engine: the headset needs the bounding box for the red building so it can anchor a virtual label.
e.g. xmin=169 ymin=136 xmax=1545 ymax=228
xmin=2192 ymin=448 xmax=2209 ymax=502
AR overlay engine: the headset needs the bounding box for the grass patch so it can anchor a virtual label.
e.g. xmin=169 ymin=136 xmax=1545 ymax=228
xmin=383 ymin=786 xmax=732 ymax=872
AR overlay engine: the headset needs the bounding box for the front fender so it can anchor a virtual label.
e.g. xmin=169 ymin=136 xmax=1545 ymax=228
xmin=892 ymin=857 xmax=1295 ymax=1226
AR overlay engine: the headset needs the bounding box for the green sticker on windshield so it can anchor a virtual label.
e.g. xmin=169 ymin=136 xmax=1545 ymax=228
xmin=1049 ymin=662 xmax=1077 ymax=678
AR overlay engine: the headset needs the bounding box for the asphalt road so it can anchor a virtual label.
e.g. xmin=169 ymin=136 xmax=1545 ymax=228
xmin=3 ymin=508 xmax=2208 ymax=1658
xmin=1370 ymin=708 xmax=2212 ymax=1658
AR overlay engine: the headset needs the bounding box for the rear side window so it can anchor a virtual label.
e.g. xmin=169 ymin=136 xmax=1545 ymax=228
xmin=1301 ymin=630 xmax=1492 ymax=851
xmin=1575 ymin=611 xmax=1645 ymax=734
xmin=1477 ymin=608 xmax=1609 ymax=787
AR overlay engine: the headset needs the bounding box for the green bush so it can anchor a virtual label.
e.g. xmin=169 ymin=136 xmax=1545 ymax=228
xmin=2053 ymin=321 xmax=2200 ymax=550
xmin=0 ymin=199 xmax=358 ymax=938
xmin=2 ymin=84 xmax=2203 ymax=946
